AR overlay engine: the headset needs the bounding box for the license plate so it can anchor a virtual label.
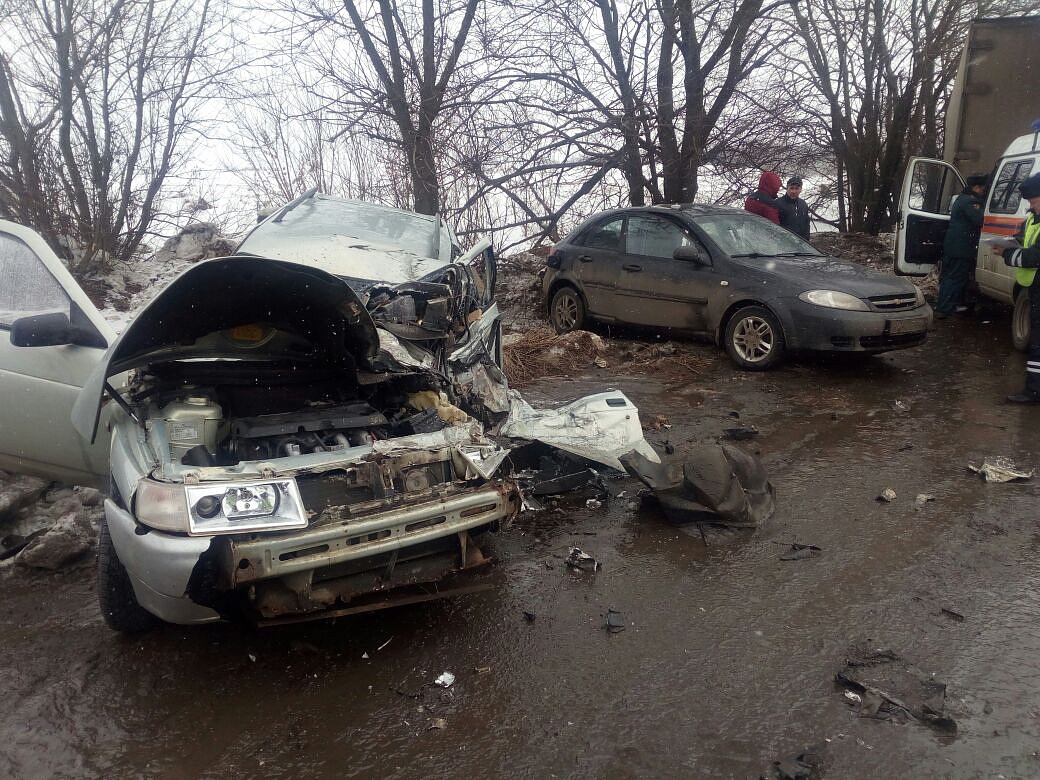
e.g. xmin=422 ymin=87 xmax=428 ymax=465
xmin=888 ymin=317 xmax=926 ymax=335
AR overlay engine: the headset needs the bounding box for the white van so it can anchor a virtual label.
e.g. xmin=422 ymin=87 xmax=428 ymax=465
xmin=896 ymin=131 xmax=1039 ymax=348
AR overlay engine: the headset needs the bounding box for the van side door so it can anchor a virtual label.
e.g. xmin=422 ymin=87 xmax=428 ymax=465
xmin=896 ymin=158 xmax=964 ymax=275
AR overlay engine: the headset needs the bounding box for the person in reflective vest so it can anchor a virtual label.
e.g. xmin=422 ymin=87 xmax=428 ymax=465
xmin=997 ymin=172 xmax=1040 ymax=403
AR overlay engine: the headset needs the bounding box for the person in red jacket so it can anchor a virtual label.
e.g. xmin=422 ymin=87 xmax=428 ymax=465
xmin=744 ymin=171 xmax=783 ymax=224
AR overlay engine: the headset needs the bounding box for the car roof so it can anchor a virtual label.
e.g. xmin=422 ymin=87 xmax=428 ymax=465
xmin=584 ymin=203 xmax=752 ymax=221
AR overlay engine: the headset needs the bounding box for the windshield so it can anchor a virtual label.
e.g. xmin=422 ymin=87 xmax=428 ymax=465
xmin=694 ymin=214 xmax=821 ymax=258
xmin=242 ymin=195 xmax=443 ymax=259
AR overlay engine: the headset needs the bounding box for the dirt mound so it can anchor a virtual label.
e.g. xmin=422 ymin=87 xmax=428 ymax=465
xmin=502 ymin=324 xmax=712 ymax=386
xmin=496 ymin=252 xmax=547 ymax=329
xmin=809 ymin=231 xmax=895 ymax=272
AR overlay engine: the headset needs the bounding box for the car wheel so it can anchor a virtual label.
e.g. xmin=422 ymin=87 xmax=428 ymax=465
xmin=98 ymin=518 xmax=158 ymax=633
xmin=724 ymin=305 xmax=785 ymax=370
xmin=549 ymin=286 xmax=586 ymax=334
xmin=1012 ymin=287 xmax=1031 ymax=352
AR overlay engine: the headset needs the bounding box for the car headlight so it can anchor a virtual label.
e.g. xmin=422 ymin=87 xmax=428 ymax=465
xmin=798 ymin=290 xmax=869 ymax=311
xmin=134 ymin=477 xmax=307 ymax=536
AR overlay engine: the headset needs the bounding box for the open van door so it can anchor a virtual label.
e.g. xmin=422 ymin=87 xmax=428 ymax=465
xmin=0 ymin=220 xmax=114 ymax=487
xmin=896 ymin=157 xmax=965 ymax=275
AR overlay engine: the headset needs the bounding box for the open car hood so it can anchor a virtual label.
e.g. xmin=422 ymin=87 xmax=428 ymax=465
xmin=72 ymin=256 xmax=380 ymax=442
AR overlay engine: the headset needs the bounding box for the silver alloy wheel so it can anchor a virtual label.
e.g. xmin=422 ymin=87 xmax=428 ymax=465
xmin=731 ymin=315 xmax=774 ymax=363
xmin=553 ymin=290 xmax=579 ymax=330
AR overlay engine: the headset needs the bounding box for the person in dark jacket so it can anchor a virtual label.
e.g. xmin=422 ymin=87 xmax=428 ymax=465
xmin=936 ymin=173 xmax=988 ymax=318
xmin=996 ymin=172 xmax=1040 ymax=403
xmin=745 ymin=171 xmax=782 ymax=224
xmin=777 ymin=176 xmax=811 ymax=239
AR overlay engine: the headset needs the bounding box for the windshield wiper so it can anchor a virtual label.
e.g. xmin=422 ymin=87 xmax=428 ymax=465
xmin=272 ymin=186 xmax=319 ymax=223
xmin=730 ymin=252 xmax=767 ymax=258
xmin=774 ymin=252 xmax=822 ymax=257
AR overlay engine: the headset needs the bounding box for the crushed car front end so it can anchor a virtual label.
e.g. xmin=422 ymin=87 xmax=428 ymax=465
xmin=79 ymin=254 xmax=518 ymax=627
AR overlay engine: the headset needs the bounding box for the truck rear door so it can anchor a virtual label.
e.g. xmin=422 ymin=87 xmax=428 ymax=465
xmin=896 ymin=158 xmax=965 ymax=275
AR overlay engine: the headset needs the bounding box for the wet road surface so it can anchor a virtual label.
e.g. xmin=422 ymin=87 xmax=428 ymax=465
xmin=3 ymin=312 xmax=1040 ymax=778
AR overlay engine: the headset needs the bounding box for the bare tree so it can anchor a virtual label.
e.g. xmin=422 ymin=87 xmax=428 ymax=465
xmin=286 ymin=0 xmax=512 ymax=216
xmin=0 ymin=0 xmax=238 ymax=274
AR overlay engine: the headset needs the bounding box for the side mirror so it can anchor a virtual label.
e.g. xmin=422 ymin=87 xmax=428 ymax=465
xmin=10 ymin=312 xmax=105 ymax=348
xmin=674 ymin=245 xmax=711 ymax=266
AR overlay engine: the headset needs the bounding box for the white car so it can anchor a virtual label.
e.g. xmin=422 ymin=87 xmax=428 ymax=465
xmin=0 ymin=194 xmax=521 ymax=631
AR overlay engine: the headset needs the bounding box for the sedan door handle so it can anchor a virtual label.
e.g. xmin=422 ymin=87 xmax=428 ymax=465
xmin=622 ymin=264 xmax=642 ymax=272
xmin=578 ymin=254 xmax=593 ymax=263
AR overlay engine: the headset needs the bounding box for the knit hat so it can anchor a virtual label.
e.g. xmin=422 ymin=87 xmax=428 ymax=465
xmin=1020 ymin=172 xmax=1040 ymax=199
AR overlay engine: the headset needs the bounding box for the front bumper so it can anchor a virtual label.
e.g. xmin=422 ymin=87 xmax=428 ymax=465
xmin=105 ymin=483 xmax=519 ymax=626
xmin=780 ymin=300 xmax=932 ymax=352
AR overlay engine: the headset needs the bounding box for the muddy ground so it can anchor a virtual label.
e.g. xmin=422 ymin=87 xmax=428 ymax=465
xmin=3 ymin=307 xmax=1040 ymax=778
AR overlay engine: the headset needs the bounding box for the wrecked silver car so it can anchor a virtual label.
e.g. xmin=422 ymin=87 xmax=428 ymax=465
xmin=0 ymin=199 xmax=656 ymax=632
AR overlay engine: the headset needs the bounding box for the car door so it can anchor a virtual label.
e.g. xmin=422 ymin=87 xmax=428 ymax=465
xmin=0 ymin=220 xmax=114 ymax=486
xmin=976 ymin=156 xmax=1036 ymax=303
xmin=896 ymin=157 xmax=964 ymax=275
xmin=610 ymin=213 xmax=712 ymax=331
xmin=560 ymin=215 xmax=626 ymax=316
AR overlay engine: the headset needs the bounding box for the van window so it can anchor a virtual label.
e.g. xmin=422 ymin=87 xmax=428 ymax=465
xmin=990 ymin=159 xmax=1035 ymax=215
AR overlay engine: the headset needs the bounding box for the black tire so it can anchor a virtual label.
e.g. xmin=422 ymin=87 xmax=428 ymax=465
xmin=1012 ymin=287 xmax=1031 ymax=353
xmin=723 ymin=305 xmax=785 ymax=370
xmin=97 ymin=519 xmax=158 ymax=633
xmin=549 ymin=286 xmax=586 ymax=334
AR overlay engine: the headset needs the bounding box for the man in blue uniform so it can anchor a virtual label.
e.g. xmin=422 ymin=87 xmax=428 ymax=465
xmin=936 ymin=174 xmax=988 ymax=319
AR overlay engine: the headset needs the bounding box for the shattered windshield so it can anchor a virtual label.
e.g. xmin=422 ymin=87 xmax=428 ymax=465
xmin=694 ymin=214 xmax=821 ymax=258
xmin=244 ymin=195 xmax=443 ymax=258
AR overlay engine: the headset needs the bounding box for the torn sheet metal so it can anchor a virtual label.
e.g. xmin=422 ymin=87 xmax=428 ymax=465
xmin=620 ymin=444 xmax=775 ymax=527
xmin=499 ymin=391 xmax=659 ymax=471
xmin=371 ymin=421 xmax=487 ymax=456
xmin=453 ymin=361 xmax=511 ymax=417
xmin=454 ymin=443 xmax=510 ymax=480
xmin=968 ymin=457 xmax=1034 ymax=483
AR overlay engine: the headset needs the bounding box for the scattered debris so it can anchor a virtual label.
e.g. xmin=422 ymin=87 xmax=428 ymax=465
xmin=968 ymin=458 xmax=1034 ymax=483
xmin=523 ymin=610 xmax=536 ymax=623
xmin=428 ymin=717 xmax=448 ymax=730
xmin=836 ymin=647 xmax=957 ymax=735
xmin=844 ymin=691 xmax=862 ymax=704
xmin=779 ymin=543 xmax=822 ymax=561
xmin=434 ymin=672 xmax=456 ymax=688
xmin=767 ymin=744 xmax=825 ymax=780
xmin=620 ymin=444 xmax=775 ymax=527
xmin=378 ymin=637 xmax=393 ymax=651
xmin=565 ymin=546 xmax=600 ymax=573
xmin=605 ymin=607 xmax=626 ymax=633
xmin=877 ymin=488 xmax=897 ymax=503
xmin=500 ymin=391 xmax=661 ymax=471
xmin=248 ymin=653 xmax=257 ymax=662
xmin=894 ymin=399 xmax=911 ymax=412
xmin=593 ymin=357 xmax=608 ymax=369
xmin=722 ymin=426 xmax=759 ymax=441
xmin=915 ymin=493 xmax=935 ymax=506
xmin=940 ymin=608 xmax=965 ymax=623
xmin=362 ymin=652 xmax=370 ymax=659
xmin=474 ymin=666 xmax=491 ymax=675
xmin=585 ymin=498 xmax=602 ymax=509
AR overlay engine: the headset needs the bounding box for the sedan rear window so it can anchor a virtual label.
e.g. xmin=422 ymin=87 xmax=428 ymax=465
xmin=695 ymin=215 xmax=821 ymax=258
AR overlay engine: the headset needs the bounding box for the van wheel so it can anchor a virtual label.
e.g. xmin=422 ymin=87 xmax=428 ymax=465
xmin=724 ymin=305 xmax=785 ymax=370
xmin=98 ymin=519 xmax=158 ymax=633
xmin=549 ymin=286 xmax=586 ymax=333
xmin=1013 ymin=287 xmax=1031 ymax=352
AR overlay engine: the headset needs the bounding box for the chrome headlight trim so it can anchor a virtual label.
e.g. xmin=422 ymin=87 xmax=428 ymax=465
xmin=135 ymin=477 xmax=308 ymax=536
